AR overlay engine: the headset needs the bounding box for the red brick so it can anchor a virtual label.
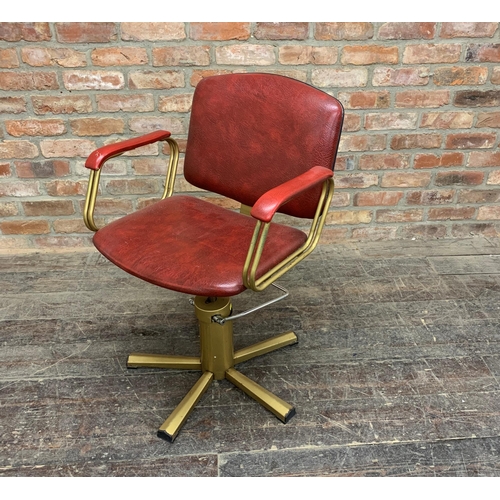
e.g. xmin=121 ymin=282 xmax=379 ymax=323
xmin=468 ymin=151 xmax=500 ymax=167
xmin=334 ymin=173 xmax=378 ymax=189
xmin=421 ymin=112 xmax=474 ymax=129
xmin=97 ymin=94 xmax=154 ymax=113
xmin=279 ymin=46 xmax=338 ymax=65
xmin=395 ymin=90 xmax=449 ymax=108
xmin=0 ymin=97 xmax=27 ymax=114
xmin=129 ymin=117 xmax=185 ymax=135
xmin=5 ymin=119 xmax=66 ymax=137
xmin=376 ymin=209 xmax=423 ymax=223
xmin=414 ymin=152 xmax=464 ymax=169
xmin=312 ymin=68 xmax=368 ymax=88
xmin=373 ymin=67 xmax=429 ymax=86
xmin=189 ymin=23 xmax=250 ymax=41
xmin=55 ymin=22 xmax=117 ymax=43
xmin=105 ymin=179 xmax=159 ymax=195
xmin=401 ymin=224 xmax=447 ymax=239
xmin=378 ymin=23 xmax=436 ymax=39
xmin=441 ymin=23 xmax=498 ymax=38
xmin=452 ymin=222 xmax=500 ymax=237
xmin=0 ymin=181 xmax=40 ymax=197
xmin=315 ymin=23 xmax=374 ymax=40
xmin=23 ymin=200 xmax=74 ymax=216
xmin=342 ymin=45 xmax=398 ymax=65
xmin=487 ymin=171 xmax=500 ymax=185
xmin=330 ymin=192 xmax=350 ymax=207
xmin=445 ymin=133 xmax=496 ymax=149
xmin=381 ymin=172 xmax=431 ymax=188
xmin=0 ymin=141 xmax=38 ymax=159
xmin=338 ymin=91 xmax=390 ymax=109
xmin=158 ymin=94 xmax=193 ymax=113
xmin=466 ymin=44 xmax=500 ymax=62
xmin=403 ymin=44 xmax=461 ymax=63
xmin=0 ymin=202 xmax=18 ymax=217
xmin=260 ymin=69 xmax=308 ymax=82
xmin=318 ymin=227 xmax=349 ymax=244
xmin=254 ymin=23 xmax=309 ymax=40
xmin=21 ymin=47 xmax=86 ymax=67
xmin=359 ymin=153 xmax=410 ymax=170
xmin=128 ymin=70 xmax=184 ymax=89
xmin=153 ymin=46 xmax=210 ymax=66
xmin=40 ymin=139 xmax=96 ymax=158
xmin=121 ymin=22 xmax=185 ymax=41
xmin=34 ymin=236 xmax=92 ymax=249
xmin=0 ymin=71 xmax=58 ymax=90
xmin=132 ymin=159 xmax=170 ymax=175
xmin=1 ymin=220 xmax=49 ymax=235
xmin=326 ymin=210 xmax=372 ymax=225
xmin=352 ymin=226 xmax=397 ymax=241
xmin=476 ymin=112 xmax=500 ymax=128
xmin=0 ymin=23 xmax=51 ymax=42
xmin=0 ymin=48 xmax=20 ymax=68
xmin=458 ymin=189 xmax=500 ymax=204
xmin=339 ymin=134 xmax=386 ymax=152
xmin=406 ymin=190 xmax=455 ymax=205
xmin=492 ymin=68 xmax=500 ymax=85
xmin=63 ymin=70 xmax=124 ymax=90
xmin=70 ymin=118 xmax=124 ymax=136
xmin=190 ymin=70 xmax=234 ymax=87
xmin=428 ymin=207 xmax=475 ymax=220
xmin=0 ymin=163 xmax=11 ymax=176
xmin=354 ymin=191 xmax=403 ymax=206
xmin=46 ymin=180 xmax=87 ymax=196
xmin=433 ymin=66 xmax=488 ymax=86
xmin=53 ymin=219 xmax=91 ymax=234
xmin=478 ymin=206 xmax=500 ymax=220
xmin=435 ymin=170 xmax=484 ymax=186
xmin=90 ymin=198 xmax=133 ymax=216
xmin=365 ymin=112 xmax=417 ymax=130
xmin=342 ymin=114 xmax=361 ymax=132
xmin=32 ymin=95 xmax=92 ymax=115
xmin=454 ymin=90 xmax=500 ymax=107
xmin=391 ymin=134 xmax=441 ymax=150
xmin=215 ymin=45 xmax=275 ymax=65
xmin=91 ymin=47 xmax=148 ymax=66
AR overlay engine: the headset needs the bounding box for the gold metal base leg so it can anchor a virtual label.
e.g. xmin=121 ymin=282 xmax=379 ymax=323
xmin=127 ymin=353 xmax=201 ymax=370
xmin=157 ymin=371 xmax=214 ymax=442
xmin=234 ymin=331 xmax=298 ymax=365
xmin=225 ymin=367 xmax=296 ymax=423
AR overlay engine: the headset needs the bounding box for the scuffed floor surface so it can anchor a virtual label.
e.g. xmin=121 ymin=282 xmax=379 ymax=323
xmin=1 ymin=237 xmax=500 ymax=477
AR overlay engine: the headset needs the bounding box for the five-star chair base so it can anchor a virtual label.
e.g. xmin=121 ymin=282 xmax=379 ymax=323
xmin=126 ymin=295 xmax=297 ymax=442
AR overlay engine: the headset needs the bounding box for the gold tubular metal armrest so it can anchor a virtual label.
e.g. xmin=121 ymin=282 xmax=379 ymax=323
xmin=243 ymin=177 xmax=334 ymax=292
xmin=83 ymin=138 xmax=179 ymax=232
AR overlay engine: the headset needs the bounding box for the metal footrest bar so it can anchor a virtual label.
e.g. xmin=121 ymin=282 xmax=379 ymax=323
xmin=225 ymin=367 xmax=296 ymax=423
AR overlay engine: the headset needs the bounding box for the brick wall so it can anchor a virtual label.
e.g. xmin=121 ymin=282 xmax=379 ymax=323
xmin=1 ymin=22 xmax=499 ymax=251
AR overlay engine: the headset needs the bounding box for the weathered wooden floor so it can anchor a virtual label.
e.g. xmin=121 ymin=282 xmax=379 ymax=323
xmin=1 ymin=237 xmax=500 ymax=477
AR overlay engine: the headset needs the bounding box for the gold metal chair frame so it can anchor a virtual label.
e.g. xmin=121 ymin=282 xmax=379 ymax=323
xmin=83 ymin=138 xmax=335 ymax=442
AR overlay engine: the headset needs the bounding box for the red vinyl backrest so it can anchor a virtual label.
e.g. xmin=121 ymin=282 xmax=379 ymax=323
xmin=184 ymin=73 xmax=344 ymax=219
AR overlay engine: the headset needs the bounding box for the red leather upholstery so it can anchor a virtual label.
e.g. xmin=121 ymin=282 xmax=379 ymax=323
xmin=85 ymin=130 xmax=171 ymax=171
xmin=251 ymin=166 xmax=333 ymax=223
xmin=184 ymin=73 xmax=343 ymax=219
xmin=93 ymin=196 xmax=307 ymax=297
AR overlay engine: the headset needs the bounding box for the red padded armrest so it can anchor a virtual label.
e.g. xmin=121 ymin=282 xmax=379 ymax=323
xmin=250 ymin=166 xmax=333 ymax=223
xmin=85 ymin=130 xmax=171 ymax=171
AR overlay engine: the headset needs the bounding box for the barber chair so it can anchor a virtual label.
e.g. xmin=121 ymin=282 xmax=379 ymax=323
xmin=83 ymin=73 xmax=344 ymax=442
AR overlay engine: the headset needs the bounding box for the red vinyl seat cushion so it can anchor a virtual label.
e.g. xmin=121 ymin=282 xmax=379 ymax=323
xmin=93 ymin=195 xmax=307 ymax=297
